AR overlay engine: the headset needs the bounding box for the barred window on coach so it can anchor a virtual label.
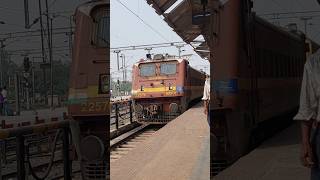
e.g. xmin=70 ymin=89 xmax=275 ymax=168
xmin=92 ymin=6 xmax=109 ymax=47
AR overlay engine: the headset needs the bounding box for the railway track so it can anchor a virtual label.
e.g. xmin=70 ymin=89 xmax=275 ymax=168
xmin=110 ymin=124 xmax=163 ymax=163
xmin=1 ymin=149 xmax=82 ymax=180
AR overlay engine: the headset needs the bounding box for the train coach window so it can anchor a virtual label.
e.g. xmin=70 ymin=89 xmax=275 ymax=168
xmin=92 ymin=7 xmax=108 ymax=47
xmin=294 ymin=57 xmax=299 ymax=77
xmin=140 ymin=64 xmax=156 ymax=76
xmin=160 ymin=63 xmax=177 ymax=75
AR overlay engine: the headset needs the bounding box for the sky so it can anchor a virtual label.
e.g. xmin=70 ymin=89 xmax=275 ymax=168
xmin=253 ymin=0 xmax=320 ymax=40
xmin=111 ymin=0 xmax=320 ymax=82
xmin=110 ymin=0 xmax=210 ymax=82
xmin=1 ymin=0 xmax=320 ymax=80
xmin=0 ymin=0 xmax=87 ymax=65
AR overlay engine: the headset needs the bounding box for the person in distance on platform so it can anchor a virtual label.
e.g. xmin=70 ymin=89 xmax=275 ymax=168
xmin=202 ymin=74 xmax=210 ymax=125
xmin=1 ymin=86 xmax=8 ymax=116
xmin=0 ymin=88 xmax=3 ymax=115
xmin=294 ymin=49 xmax=320 ymax=180
xmin=1 ymin=86 xmax=7 ymax=100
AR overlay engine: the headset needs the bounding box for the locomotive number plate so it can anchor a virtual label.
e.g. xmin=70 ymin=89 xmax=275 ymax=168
xmin=165 ymin=91 xmax=177 ymax=96
xmin=80 ymin=101 xmax=109 ymax=112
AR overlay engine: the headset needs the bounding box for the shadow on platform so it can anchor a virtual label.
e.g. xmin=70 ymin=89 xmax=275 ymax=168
xmin=214 ymin=123 xmax=309 ymax=180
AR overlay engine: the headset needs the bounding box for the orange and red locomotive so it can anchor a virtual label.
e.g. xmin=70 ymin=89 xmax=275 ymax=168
xmin=68 ymin=0 xmax=109 ymax=178
xmin=132 ymin=54 xmax=206 ymax=124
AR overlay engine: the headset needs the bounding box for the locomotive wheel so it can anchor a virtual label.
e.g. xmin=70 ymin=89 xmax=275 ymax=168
xmin=169 ymin=103 xmax=179 ymax=113
xmin=80 ymin=135 xmax=105 ymax=161
xmin=134 ymin=104 xmax=143 ymax=116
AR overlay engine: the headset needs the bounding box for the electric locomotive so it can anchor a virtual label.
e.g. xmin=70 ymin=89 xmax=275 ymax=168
xmin=132 ymin=54 xmax=206 ymax=124
xmin=68 ymin=0 xmax=109 ymax=179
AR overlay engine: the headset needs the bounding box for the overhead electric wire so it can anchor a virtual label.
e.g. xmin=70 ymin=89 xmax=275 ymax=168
xmin=263 ymin=14 xmax=320 ymax=20
xmin=259 ymin=10 xmax=320 ymax=16
xmin=111 ymin=41 xmax=186 ymax=51
xmin=8 ymin=48 xmax=69 ymax=56
xmin=0 ymin=6 xmax=24 ymax=14
xmin=7 ymin=45 xmax=69 ymax=53
xmin=0 ymin=27 xmax=73 ymax=36
xmin=115 ymin=0 xmax=170 ymax=42
xmin=3 ymin=23 xmax=27 ymax=28
xmin=0 ymin=30 xmax=73 ymax=42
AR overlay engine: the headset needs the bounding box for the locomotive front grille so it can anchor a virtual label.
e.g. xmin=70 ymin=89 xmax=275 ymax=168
xmin=81 ymin=160 xmax=108 ymax=180
xmin=134 ymin=102 xmax=181 ymax=124
xmin=136 ymin=112 xmax=180 ymax=124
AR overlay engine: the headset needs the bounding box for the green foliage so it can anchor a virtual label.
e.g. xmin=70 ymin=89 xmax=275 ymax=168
xmin=32 ymin=60 xmax=70 ymax=97
xmin=53 ymin=60 xmax=70 ymax=96
xmin=111 ymin=80 xmax=132 ymax=96
xmin=1 ymin=54 xmax=19 ymax=100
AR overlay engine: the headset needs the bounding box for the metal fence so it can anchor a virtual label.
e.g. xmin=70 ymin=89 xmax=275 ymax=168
xmin=0 ymin=121 xmax=71 ymax=180
xmin=110 ymin=100 xmax=135 ymax=130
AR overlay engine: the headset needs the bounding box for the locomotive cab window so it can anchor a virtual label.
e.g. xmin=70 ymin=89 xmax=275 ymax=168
xmin=160 ymin=63 xmax=177 ymax=75
xmin=92 ymin=6 xmax=109 ymax=47
xmin=140 ymin=64 xmax=156 ymax=77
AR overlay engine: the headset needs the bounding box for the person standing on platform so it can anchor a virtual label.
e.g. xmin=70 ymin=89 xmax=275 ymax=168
xmin=202 ymin=74 xmax=210 ymax=125
xmin=1 ymin=86 xmax=7 ymax=115
xmin=295 ymin=50 xmax=320 ymax=180
xmin=1 ymin=86 xmax=7 ymax=101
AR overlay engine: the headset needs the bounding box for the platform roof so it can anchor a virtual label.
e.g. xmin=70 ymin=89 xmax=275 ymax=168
xmin=192 ymin=41 xmax=210 ymax=60
xmin=146 ymin=0 xmax=211 ymax=60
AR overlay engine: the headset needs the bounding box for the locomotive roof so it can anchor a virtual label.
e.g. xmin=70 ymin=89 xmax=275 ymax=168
xmin=134 ymin=58 xmax=185 ymax=66
xmin=77 ymin=0 xmax=109 ymax=16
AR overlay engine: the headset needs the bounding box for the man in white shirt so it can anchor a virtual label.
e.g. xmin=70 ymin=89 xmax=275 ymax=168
xmin=294 ymin=50 xmax=320 ymax=180
xmin=202 ymin=75 xmax=210 ymax=125
xmin=1 ymin=86 xmax=7 ymax=101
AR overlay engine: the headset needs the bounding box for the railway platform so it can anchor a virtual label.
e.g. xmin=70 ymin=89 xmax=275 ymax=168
xmin=0 ymin=107 xmax=67 ymax=129
xmin=214 ymin=123 xmax=309 ymax=180
xmin=111 ymin=103 xmax=210 ymax=180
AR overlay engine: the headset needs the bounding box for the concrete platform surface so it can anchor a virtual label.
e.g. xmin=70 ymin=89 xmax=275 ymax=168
xmin=111 ymin=103 xmax=210 ymax=180
xmin=214 ymin=123 xmax=310 ymax=180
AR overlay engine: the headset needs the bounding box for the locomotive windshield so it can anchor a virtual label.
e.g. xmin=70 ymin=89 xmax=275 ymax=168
xmin=140 ymin=64 xmax=156 ymax=77
xmin=92 ymin=7 xmax=108 ymax=47
xmin=160 ymin=63 xmax=177 ymax=75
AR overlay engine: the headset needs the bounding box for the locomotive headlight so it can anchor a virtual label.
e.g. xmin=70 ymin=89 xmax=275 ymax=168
xmin=169 ymin=83 xmax=173 ymax=90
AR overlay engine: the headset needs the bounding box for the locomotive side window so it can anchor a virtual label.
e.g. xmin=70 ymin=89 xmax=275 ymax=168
xmin=92 ymin=7 xmax=108 ymax=47
xmin=140 ymin=64 xmax=156 ymax=76
xmin=99 ymin=74 xmax=109 ymax=94
xmin=160 ymin=63 xmax=177 ymax=75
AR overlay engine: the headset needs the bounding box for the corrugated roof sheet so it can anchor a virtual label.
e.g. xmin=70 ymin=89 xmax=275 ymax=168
xmin=146 ymin=0 xmax=178 ymax=14
xmin=146 ymin=0 xmax=212 ymax=60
